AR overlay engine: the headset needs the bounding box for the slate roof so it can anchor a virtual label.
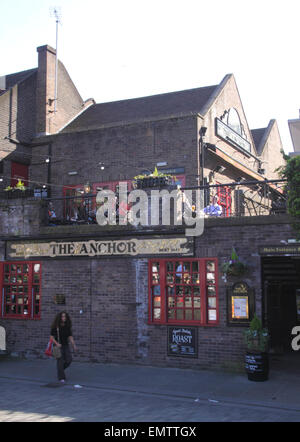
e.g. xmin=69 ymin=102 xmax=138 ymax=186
xmin=251 ymin=120 xmax=275 ymax=155
xmin=62 ymin=84 xmax=219 ymax=133
xmin=0 ymin=68 xmax=37 ymax=91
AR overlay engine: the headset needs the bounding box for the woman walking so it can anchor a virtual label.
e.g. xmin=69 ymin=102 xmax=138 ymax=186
xmin=50 ymin=311 xmax=77 ymax=383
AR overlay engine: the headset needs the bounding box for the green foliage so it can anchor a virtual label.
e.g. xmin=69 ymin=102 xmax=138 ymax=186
xmin=244 ymin=314 xmax=269 ymax=352
xmin=221 ymin=247 xmax=247 ymax=276
xmin=133 ymin=167 xmax=174 ymax=181
xmin=277 ymin=155 xmax=300 ymax=238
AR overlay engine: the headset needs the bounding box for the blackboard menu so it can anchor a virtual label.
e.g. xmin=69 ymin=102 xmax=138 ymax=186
xmin=167 ymin=327 xmax=198 ymax=358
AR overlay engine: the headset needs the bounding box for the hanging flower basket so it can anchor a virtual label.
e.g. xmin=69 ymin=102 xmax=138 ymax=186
xmin=133 ymin=167 xmax=173 ymax=189
xmin=221 ymin=247 xmax=247 ymax=277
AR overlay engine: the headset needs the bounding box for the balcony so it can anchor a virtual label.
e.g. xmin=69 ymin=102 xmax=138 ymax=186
xmin=42 ymin=179 xmax=287 ymax=227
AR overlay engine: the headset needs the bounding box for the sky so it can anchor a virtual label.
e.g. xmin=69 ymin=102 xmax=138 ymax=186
xmin=1 ymin=0 xmax=299 ymax=153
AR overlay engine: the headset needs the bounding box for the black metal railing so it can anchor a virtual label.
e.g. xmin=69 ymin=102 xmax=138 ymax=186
xmin=42 ymin=179 xmax=288 ymax=227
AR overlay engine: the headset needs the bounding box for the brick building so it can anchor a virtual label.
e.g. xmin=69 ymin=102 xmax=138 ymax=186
xmin=1 ymin=44 xmax=298 ymax=371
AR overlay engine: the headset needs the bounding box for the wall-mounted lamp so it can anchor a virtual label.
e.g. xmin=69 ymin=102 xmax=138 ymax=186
xmin=258 ymin=168 xmax=265 ymax=175
xmin=213 ymin=165 xmax=226 ymax=174
xmin=200 ymin=126 xmax=207 ymax=137
xmin=99 ymin=162 xmax=105 ymax=170
xmin=84 ymin=182 xmax=91 ymax=194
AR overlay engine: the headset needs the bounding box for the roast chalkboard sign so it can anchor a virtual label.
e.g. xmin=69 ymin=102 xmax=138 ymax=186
xmin=167 ymin=327 xmax=198 ymax=358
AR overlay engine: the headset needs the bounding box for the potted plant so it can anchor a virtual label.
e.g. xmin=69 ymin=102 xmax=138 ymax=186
xmin=244 ymin=314 xmax=269 ymax=381
xmin=133 ymin=167 xmax=174 ymax=189
xmin=4 ymin=179 xmax=30 ymax=199
xmin=221 ymin=247 xmax=247 ymax=277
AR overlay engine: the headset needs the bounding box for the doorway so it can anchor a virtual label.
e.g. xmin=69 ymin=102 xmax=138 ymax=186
xmin=262 ymin=257 xmax=300 ymax=353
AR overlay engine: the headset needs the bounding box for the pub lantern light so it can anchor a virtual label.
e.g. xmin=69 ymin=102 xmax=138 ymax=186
xmin=84 ymin=182 xmax=91 ymax=194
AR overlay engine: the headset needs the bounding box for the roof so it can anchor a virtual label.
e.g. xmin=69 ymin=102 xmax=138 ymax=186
xmin=251 ymin=120 xmax=275 ymax=155
xmin=62 ymin=84 xmax=219 ymax=133
xmin=0 ymin=68 xmax=37 ymax=91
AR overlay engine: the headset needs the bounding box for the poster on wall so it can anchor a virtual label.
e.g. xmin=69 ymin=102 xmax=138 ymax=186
xmin=167 ymin=327 xmax=198 ymax=358
xmin=227 ymin=282 xmax=255 ymax=326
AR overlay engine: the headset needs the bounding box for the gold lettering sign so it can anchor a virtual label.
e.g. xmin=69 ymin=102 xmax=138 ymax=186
xmin=7 ymin=237 xmax=193 ymax=259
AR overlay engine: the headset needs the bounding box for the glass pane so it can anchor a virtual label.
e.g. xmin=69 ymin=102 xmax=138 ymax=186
xmin=23 ymin=275 xmax=28 ymax=283
xmin=4 ymin=264 xmax=9 ymax=273
xmin=34 ymin=264 xmax=40 ymax=273
xmin=5 ymin=295 xmax=10 ymax=303
xmin=24 ymin=296 xmax=28 ymax=305
xmin=185 ymin=297 xmax=192 ymax=308
xmin=152 ymin=274 xmax=159 ymax=284
xmin=176 ymin=297 xmax=184 ymax=308
xmin=194 ymin=297 xmax=201 ymax=308
xmin=208 ymin=297 xmax=216 ymax=308
xmin=176 ymin=310 xmax=184 ymax=320
xmin=24 ymin=306 xmax=29 ymax=315
xmin=192 ymin=262 xmax=199 ymax=272
xmin=35 ymin=306 xmax=39 ymax=315
xmin=33 ymin=274 xmax=40 ymax=283
xmin=208 ymin=309 xmax=217 ymax=321
xmin=153 ymin=296 xmax=161 ymax=307
xmin=184 ymin=286 xmax=192 ymax=295
xmin=4 ymin=275 xmax=9 ymax=283
xmin=166 ymin=274 xmax=174 ymax=284
xmin=17 ymin=275 xmax=22 ymax=283
xmin=167 ymin=286 xmax=174 ymax=295
xmin=176 ymin=286 xmax=183 ymax=295
xmin=193 ymin=287 xmax=200 ymax=296
xmin=17 ymin=306 xmax=22 ymax=314
xmin=183 ymin=262 xmax=190 ymax=272
xmin=17 ymin=265 xmax=22 ymax=274
xmin=192 ymin=274 xmax=200 ymax=284
xmin=185 ymin=310 xmax=192 ymax=320
xmin=11 ymin=264 xmax=16 ymax=272
xmin=17 ymin=296 xmax=23 ymax=304
xmin=152 ymin=262 xmax=159 ymax=273
xmin=12 ymin=286 xmax=17 ymax=293
xmin=153 ymin=286 xmax=160 ymax=296
xmin=206 ymin=261 xmax=215 ymax=272
xmin=153 ymin=308 xmax=161 ymax=320
xmin=207 ymin=272 xmax=215 ymax=281
xmin=166 ymin=262 xmax=174 ymax=272
xmin=207 ymin=286 xmax=216 ymax=296
xmin=168 ymin=297 xmax=175 ymax=308
xmin=11 ymin=276 xmax=16 ymax=283
xmin=168 ymin=309 xmax=175 ymax=319
xmin=194 ymin=309 xmax=201 ymax=320
xmin=23 ymin=264 xmax=29 ymax=274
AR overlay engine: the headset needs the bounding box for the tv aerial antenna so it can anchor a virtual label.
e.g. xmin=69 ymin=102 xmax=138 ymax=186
xmin=49 ymin=6 xmax=62 ymax=113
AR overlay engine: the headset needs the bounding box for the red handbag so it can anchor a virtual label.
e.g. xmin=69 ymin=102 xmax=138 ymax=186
xmin=45 ymin=339 xmax=53 ymax=357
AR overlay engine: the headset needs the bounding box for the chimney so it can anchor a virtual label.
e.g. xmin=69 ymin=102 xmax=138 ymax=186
xmin=35 ymin=45 xmax=57 ymax=136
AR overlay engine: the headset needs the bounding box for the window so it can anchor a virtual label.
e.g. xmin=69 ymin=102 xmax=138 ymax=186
xmin=0 ymin=262 xmax=41 ymax=319
xmin=217 ymin=185 xmax=232 ymax=217
xmin=149 ymin=258 xmax=218 ymax=325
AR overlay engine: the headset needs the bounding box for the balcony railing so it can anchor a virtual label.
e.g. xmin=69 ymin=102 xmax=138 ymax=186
xmin=42 ymin=179 xmax=288 ymax=227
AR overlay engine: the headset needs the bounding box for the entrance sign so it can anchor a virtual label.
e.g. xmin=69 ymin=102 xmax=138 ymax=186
xmin=259 ymin=245 xmax=300 ymax=255
xmin=6 ymin=237 xmax=194 ymax=259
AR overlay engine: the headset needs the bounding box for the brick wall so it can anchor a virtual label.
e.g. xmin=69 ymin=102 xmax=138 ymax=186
xmin=0 ymin=215 xmax=295 ymax=371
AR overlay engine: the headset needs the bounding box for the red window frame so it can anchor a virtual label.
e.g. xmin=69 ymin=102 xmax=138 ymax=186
xmin=0 ymin=262 xmax=42 ymax=319
xmin=217 ymin=184 xmax=232 ymax=217
xmin=148 ymin=258 xmax=218 ymax=326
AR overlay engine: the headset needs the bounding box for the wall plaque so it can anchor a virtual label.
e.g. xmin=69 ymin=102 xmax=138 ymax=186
xmin=167 ymin=327 xmax=198 ymax=358
xmin=6 ymin=237 xmax=194 ymax=260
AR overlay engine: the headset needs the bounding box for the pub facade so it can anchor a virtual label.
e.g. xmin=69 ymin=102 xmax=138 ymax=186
xmin=1 ymin=44 xmax=298 ymax=371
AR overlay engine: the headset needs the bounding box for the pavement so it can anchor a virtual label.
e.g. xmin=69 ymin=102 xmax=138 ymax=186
xmin=0 ymin=352 xmax=300 ymax=415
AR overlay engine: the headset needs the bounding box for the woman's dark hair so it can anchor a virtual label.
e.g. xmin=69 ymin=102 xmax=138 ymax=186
xmin=51 ymin=311 xmax=72 ymax=329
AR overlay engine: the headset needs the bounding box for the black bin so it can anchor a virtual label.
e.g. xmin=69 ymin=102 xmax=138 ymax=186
xmin=245 ymin=352 xmax=269 ymax=382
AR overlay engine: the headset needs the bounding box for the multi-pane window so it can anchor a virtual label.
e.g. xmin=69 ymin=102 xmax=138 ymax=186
xmin=1 ymin=262 xmax=41 ymax=319
xmin=149 ymin=258 xmax=218 ymax=325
